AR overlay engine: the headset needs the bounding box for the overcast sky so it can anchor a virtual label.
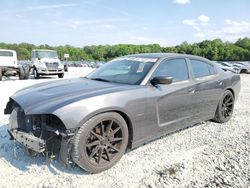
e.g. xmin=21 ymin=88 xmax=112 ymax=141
xmin=0 ymin=0 xmax=249 ymax=46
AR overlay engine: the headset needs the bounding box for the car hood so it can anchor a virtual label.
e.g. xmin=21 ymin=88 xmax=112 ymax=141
xmin=11 ymin=78 xmax=134 ymax=114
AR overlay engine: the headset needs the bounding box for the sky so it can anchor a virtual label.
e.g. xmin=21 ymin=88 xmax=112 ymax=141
xmin=0 ymin=0 xmax=250 ymax=47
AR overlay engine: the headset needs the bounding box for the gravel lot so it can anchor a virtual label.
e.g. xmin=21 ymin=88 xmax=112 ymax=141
xmin=0 ymin=69 xmax=249 ymax=188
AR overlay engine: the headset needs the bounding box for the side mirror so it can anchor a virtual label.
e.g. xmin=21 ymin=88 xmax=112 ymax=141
xmin=151 ymin=76 xmax=173 ymax=86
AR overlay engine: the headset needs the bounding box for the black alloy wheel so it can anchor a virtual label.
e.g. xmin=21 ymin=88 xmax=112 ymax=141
xmin=72 ymin=112 xmax=128 ymax=173
xmin=86 ymin=120 xmax=123 ymax=165
xmin=221 ymin=94 xmax=234 ymax=119
xmin=213 ymin=90 xmax=234 ymax=123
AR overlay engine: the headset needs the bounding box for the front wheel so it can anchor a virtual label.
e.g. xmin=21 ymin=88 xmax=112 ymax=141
xmin=71 ymin=112 xmax=129 ymax=173
xmin=213 ymin=90 xmax=234 ymax=123
xmin=33 ymin=68 xmax=40 ymax=79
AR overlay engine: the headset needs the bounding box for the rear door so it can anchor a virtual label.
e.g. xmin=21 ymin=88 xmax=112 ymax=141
xmin=146 ymin=58 xmax=197 ymax=134
xmin=189 ymin=59 xmax=223 ymax=121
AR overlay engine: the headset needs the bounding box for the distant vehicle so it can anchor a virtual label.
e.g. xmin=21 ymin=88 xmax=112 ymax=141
xmin=31 ymin=49 xmax=64 ymax=79
xmin=215 ymin=62 xmax=240 ymax=74
xmin=5 ymin=53 xmax=240 ymax=173
xmin=233 ymin=62 xmax=250 ymax=74
xmin=226 ymin=61 xmax=250 ymax=74
xmin=61 ymin=61 xmax=68 ymax=72
xmin=0 ymin=49 xmax=29 ymax=81
xmin=91 ymin=62 xmax=105 ymax=68
xmin=97 ymin=62 xmax=105 ymax=68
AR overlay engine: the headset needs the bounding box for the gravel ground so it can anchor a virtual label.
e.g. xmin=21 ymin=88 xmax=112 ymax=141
xmin=0 ymin=70 xmax=249 ymax=188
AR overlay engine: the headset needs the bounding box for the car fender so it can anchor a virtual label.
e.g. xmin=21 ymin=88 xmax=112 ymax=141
xmin=52 ymin=95 xmax=135 ymax=130
xmin=76 ymin=106 xmax=133 ymax=128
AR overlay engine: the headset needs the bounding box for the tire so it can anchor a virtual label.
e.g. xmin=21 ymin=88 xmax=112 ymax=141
xmin=0 ymin=68 xmax=2 ymax=81
xmin=19 ymin=67 xmax=25 ymax=80
xmin=71 ymin=112 xmax=129 ymax=173
xmin=213 ymin=90 xmax=234 ymax=123
xmin=24 ymin=67 xmax=30 ymax=80
xmin=64 ymin=65 xmax=68 ymax=72
xmin=240 ymin=69 xmax=247 ymax=74
xmin=33 ymin=68 xmax=40 ymax=79
xmin=58 ymin=73 xmax=64 ymax=78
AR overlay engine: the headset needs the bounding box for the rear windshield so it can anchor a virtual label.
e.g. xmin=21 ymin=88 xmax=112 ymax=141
xmin=0 ymin=51 xmax=13 ymax=57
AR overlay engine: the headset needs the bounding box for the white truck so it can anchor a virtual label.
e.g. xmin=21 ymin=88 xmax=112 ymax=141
xmin=0 ymin=49 xmax=29 ymax=81
xmin=31 ymin=49 xmax=64 ymax=79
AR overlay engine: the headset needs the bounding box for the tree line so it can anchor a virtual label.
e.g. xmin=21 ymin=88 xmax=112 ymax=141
xmin=0 ymin=37 xmax=250 ymax=61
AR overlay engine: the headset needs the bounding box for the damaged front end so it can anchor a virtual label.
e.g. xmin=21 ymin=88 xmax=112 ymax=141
xmin=5 ymin=100 xmax=77 ymax=164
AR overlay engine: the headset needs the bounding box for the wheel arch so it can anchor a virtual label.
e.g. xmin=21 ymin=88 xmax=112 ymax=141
xmin=240 ymin=69 xmax=247 ymax=74
xmin=113 ymin=110 xmax=133 ymax=150
xmin=77 ymin=107 xmax=134 ymax=150
xmin=225 ymin=88 xmax=235 ymax=99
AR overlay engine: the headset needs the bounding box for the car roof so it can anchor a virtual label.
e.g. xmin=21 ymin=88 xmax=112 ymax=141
xmin=0 ymin=49 xmax=16 ymax=53
xmin=125 ymin=53 xmax=210 ymax=62
xmin=32 ymin=49 xmax=56 ymax=52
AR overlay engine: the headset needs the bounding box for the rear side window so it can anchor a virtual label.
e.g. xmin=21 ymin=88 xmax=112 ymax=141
xmin=0 ymin=51 xmax=13 ymax=57
xmin=190 ymin=59 xmax=211 ymax=78
xmin=207 ymin=63 xmax=216 ymax=74
xmin=153 ymin=59 xmax=189 ymax=82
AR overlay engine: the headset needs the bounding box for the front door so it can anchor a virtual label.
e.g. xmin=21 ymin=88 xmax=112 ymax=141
xmin=146 ymin=58 xmax=197 ymax=134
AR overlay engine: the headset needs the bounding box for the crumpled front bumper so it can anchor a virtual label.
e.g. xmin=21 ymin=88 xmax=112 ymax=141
xmin=7 ymin=107 xmax=75 ymax=164
xmin=8 ymin=129 xmax=46 ymax=153
xmin=8 ymin=107 xmax=46 ymax=153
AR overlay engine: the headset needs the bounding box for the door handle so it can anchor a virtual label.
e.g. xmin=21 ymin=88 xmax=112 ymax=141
xmin=217 ymin=80 xmax=223 ymax=86
xmin=188 ymin=88 xmax=196 ymax=93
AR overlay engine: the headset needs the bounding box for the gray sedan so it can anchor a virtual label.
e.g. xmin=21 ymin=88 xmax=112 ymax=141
xmin=5 ymin=53 xmax=240 ymax=173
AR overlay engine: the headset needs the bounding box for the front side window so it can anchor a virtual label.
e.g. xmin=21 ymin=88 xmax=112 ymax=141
xmin=152 ymin=59 xmax=189 ymax=82
xmin=0 ymin=51 xmax=13 ymax=57
xmin=87 ymin=57 xmax=157 ymax=85
xmin=207 ymin=63 xmax=216 ymax=74
xmin=190 ymin=59 xmax=211 ymax=78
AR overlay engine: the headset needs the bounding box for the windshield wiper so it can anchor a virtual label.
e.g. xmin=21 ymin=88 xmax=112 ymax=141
xmin=90 ymin=78 xmax=111 ymax=82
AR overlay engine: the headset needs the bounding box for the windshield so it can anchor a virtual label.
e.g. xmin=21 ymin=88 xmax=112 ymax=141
xmin=34 ymin=51 xmax=58 ymax=59
xmin=87 ymin=57 xmax=157 ymax=85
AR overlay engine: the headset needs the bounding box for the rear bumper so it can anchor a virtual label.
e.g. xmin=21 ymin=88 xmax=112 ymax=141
xmin=8 ymin=129 xmax=46 ymax=153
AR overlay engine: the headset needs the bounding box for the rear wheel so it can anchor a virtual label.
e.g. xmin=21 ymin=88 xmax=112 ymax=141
xmin=240 ymin=69 xmax=247 ymax=74
xmin=18 ymin=67 xmax=25 ymax=80
xmin=58 ymin=73 xmax=64 ymax=78
xmin=64 ymin=65 xmax=68 ymax=72
xmin=71 ymin=112 xmax=128 ymax=173
xmin=24 ymin=67 xmax=30 ymax=80
xmin=213 ymin=90 xmax=234 ymax=123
